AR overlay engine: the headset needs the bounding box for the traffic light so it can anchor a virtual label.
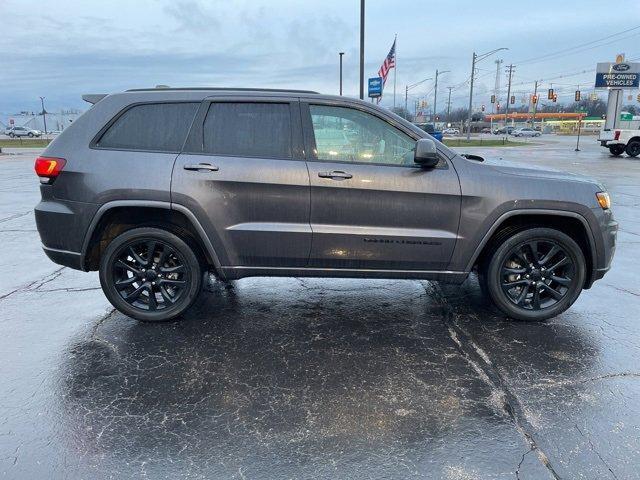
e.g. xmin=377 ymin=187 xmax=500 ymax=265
xmin=552 ymin=93 xmax=558 ymax=103
xmin=548 ymin=88 xmax=554 ymax=100
xmin=496 ymin=103 xmax=500 ymax=111
xmin=637 ymin=93 xmax=640 ymax=102
xmin=575 ymin=90 xmax=581 ymax=102
xmin=490 ymin=94 xmax=496 ymax=104
xmin=481 ymin=104 xmax=485 ymax=112
xmin=510 ymin=95 xmax=515 ymax=105
xmin=532 ymin=95 xmax=538 ymax=104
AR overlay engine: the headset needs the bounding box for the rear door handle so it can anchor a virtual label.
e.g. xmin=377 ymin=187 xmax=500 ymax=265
xmin=318 ymin=170 xmax=353 ymax=180
xmin=183 ymin=163 xmax=219 ymax=172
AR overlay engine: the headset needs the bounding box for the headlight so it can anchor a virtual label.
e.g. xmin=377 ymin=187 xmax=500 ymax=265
xmin=596 ymin=192 xmax=611 ymax=210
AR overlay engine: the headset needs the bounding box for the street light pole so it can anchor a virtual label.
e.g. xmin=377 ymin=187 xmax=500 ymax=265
xmin=446 ymin=87 xmax=453 ymax=123
xmin=39 ymin=96 xmax=47 ymax=135
xmin=433 ymin=69 xmax=450 ymax=127
xmin=466 ymin=47 xmax=508 ymax=140
xmin=339 ymin=52 xmax=345 ymax=96
xmin=359 ymin=0 xmax=365 ymax=100
xmin=405 ymin=77 xmax=433 ymax=120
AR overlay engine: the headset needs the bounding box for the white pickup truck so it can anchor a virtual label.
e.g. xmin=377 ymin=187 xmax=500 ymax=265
xmin=599 ymin=127 xmax=640 ymax=157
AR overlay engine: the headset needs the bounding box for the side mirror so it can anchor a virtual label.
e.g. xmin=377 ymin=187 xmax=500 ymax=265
xmin=414 ymin=138 xmax=439 ymax=167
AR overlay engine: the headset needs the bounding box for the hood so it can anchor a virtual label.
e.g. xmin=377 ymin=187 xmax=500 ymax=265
xmin=481 ymin=157 xmax=602 ymax=187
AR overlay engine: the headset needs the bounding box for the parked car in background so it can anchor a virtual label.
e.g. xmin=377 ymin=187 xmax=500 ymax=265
xmin=6 ymin=126 xmax=42 ymax=138
xmin=493 ymin=126 xmax=516 ymax=135
xmin=512 ymin=127 xmax=541 ymax=137
xmin=415 ymin=123 xmax=443 ymax=142
xmin=481 ymin=127 xmax=492 ymax=134
xmin=442 ymin=128 xmax=460 ymax=136
xmin=598 ymin=127 xmax=640 ymax=157
xmin=35 ymin=87 xmax=616 ymax=323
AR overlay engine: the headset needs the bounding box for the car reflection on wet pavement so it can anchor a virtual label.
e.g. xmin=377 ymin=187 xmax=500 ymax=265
xmin=1 ymin=136 xmax=639 ymax=479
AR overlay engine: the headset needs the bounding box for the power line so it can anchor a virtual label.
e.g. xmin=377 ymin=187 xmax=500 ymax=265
xmin=514 ymin=25 xmax=640 ymax=65
xmin=515 ymin=27 xmax=640 ymax=66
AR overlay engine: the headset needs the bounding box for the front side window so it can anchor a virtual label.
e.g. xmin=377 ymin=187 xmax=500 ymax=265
xmin=309 ymin=105 xmax=416 ymax=165
xmin=97 ymin=102 xmax=199 ymax=152
xmin=202 ymin=102 xmax=292 ymax=158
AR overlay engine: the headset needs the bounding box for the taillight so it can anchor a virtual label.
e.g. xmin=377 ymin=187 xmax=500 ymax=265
xmin=614 ymin=130 xmax=621 ymax=140
xmin=34 ymin=156 xmax=66 ymax=183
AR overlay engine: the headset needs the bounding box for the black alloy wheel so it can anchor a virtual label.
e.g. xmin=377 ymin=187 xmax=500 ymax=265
xmin=99 ymin=228 xmax=202 ymax=322
xmin=609 ymin=144 xmax=625 ymax=156
xmin=484 ymin=228 xmax=586 ymax=321
xmin=499 ymin=240 xmax=574 ymax=310
xmin=626 ymin=141 xmax=640 ymax=158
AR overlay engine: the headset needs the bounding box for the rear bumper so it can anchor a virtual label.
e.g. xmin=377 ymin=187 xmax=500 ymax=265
xmin=42 ymin=246 xmax=83 ymax=270
xmin=35 ymin=192 xmax=98 ymax=271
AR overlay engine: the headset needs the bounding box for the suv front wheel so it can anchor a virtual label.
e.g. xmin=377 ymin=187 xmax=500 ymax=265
xmin=481 ymin=228 xmax=586 ymax=321
xmin=99 ymin=227 xmax=203 ymax=322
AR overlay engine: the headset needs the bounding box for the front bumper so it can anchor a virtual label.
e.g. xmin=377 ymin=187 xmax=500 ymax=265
xmin=587 ymin=208 xmax=617 ymax=287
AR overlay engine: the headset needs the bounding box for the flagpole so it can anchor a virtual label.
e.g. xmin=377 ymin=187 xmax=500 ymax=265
xmin=393 ymin=34 xmax=397 ymax=109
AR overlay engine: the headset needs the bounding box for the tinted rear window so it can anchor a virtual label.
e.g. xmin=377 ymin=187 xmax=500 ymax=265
xmin=202 ymin=102 xmax=292 ymax=158
xmin=97 ymin=102 xmax=199 ymax=152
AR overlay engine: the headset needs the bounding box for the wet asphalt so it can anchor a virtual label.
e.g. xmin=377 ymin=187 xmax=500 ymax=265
xmin=0 ymin=136 xmax=638 ymax=479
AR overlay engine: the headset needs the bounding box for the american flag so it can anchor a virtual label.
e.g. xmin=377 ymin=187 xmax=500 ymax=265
xmin=378 ymin=38 xmax=396 ymax=87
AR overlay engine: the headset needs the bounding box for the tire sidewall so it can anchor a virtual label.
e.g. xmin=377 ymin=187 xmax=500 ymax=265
xmin=486 ymin=228 xmax=586 ymax=321
xmin=626 ymin=141 xmax=640 ymax=157
xmin=99 ymin=227 xmax=202 ymax=322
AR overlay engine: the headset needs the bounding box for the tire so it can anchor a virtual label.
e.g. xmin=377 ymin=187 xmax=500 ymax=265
xmin=482 ymin=228 xmax=586 ymax=321
xmin=99 ymin=227 xmax=203 ymax=322
xmin=625 ymin=141 xmax=640 ymax=157
xmin=27 ymin=132 xmax=34 ymax=138
xmin=609 ymin=144 xmax=625 ymax=156
xmin=8 ymin=133 xmax=14 ymax=138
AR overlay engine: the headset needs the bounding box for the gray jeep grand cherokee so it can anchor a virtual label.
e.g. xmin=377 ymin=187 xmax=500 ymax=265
xmin=34 ymin=88 xmax=617 ymax=322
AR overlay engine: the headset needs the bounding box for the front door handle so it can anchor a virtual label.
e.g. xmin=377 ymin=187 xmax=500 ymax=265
xmin=183 ymin=163 xmax=219 ymax=172
xmin=318 ymin=170 xmax=353 ymax=180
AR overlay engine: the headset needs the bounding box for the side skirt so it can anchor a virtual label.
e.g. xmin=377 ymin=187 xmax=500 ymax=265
xmin=220 ymin=266 xmax=468 ymax=283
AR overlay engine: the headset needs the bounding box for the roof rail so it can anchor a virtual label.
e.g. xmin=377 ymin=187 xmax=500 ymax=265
xmin=125 ymin=87 xmax=319 ymax=94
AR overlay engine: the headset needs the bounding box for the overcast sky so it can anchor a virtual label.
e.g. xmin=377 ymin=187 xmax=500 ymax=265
xmin=1 ymin=0 xmax=639 ymax=114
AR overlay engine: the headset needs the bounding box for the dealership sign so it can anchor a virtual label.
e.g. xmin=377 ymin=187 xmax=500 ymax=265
xmin=595 ymin=62 xmax=640 ymax=89
xmin=368 ymin=77 xmax=383 ymax=98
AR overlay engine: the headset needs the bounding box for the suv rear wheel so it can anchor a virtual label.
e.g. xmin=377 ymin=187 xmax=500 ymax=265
xmin=481 ymin=228 xmax=586 ymax=321
xmin=99 ymin=227 xmax=202 ymax=322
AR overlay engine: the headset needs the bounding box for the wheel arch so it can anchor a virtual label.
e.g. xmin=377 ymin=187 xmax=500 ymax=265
xmin=469 ymin=210 xmax=597 ymax=288
xmin=81 ymin=201 xmax=224 ymax=277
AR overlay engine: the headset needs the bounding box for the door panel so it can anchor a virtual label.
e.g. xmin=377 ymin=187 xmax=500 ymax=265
xmin=303 ymin=102 xmax=461 ymax=271
xmin=172 ymin=154 xmax=311 ymax=267
xmin=171 ymin=99 xmax=311 ymax=268
xmin=306 ymin=161 xmax=460 ymax=270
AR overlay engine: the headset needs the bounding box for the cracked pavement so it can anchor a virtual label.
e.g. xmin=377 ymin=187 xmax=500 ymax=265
xmin=1 ymin=136 xmax=639 ymax=479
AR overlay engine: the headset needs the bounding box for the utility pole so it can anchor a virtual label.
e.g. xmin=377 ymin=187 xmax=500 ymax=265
xmin=433 ymin=69 xmax=450 ymax=127
xmin=359 ymin=0 xmax=365 ymax=100
xmin=466 ymin=53 xmax=477 ymax=140
xmin=39 ymin=96 xmax=48 ymax=135
xmin=466 ymin=48 xmax=508 ymax=140
xmin=339 ymin=52 xmax=344 ymax=95
xmin=446 ymin=87 xmax=453 ymax=123
xmin=504 ymin=64 xmax=515 ymax=127
xmin=493 ymin=59 xmax=503 ymax=114
xmin=575 ymin=83 xmax=582 ymax=151
xmin=531 ymin=80 xmax=539 ymax=128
